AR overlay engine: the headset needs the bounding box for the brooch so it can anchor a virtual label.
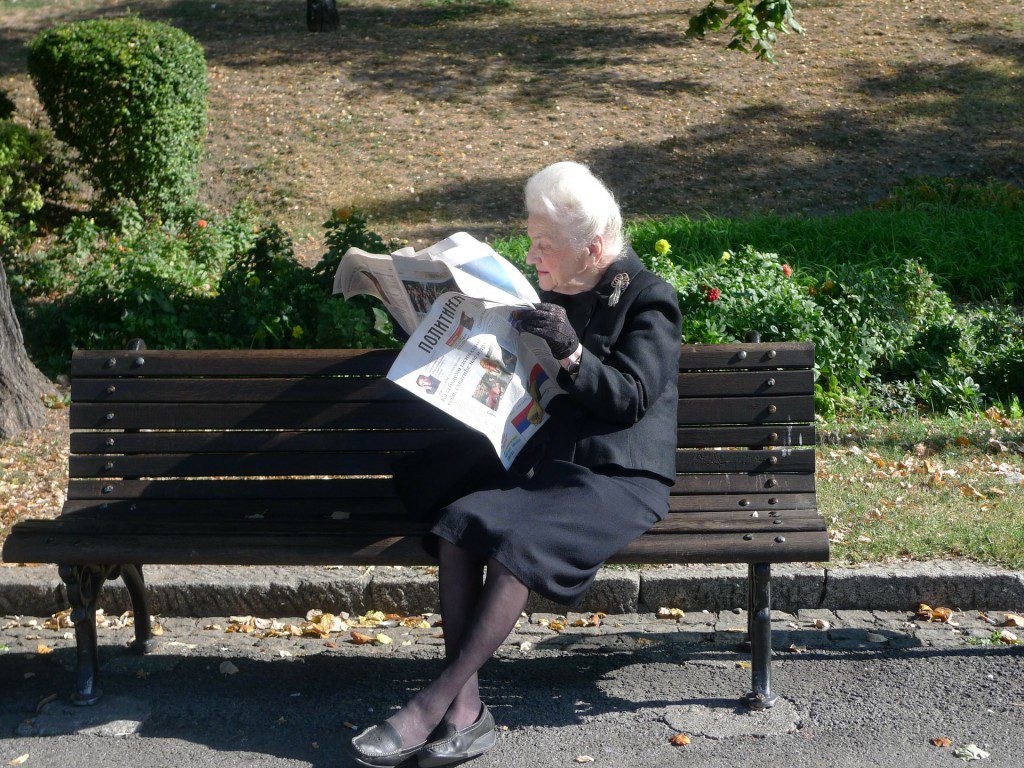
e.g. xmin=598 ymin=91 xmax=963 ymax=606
xmin=608 ymin=272 xmax=630 ymax=307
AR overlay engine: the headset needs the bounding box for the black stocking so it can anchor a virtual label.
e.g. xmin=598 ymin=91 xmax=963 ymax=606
xmin=436 ymin=538 xmax=486 ymax=730
xmin=384 ymin=548 xmax=529 ymax=747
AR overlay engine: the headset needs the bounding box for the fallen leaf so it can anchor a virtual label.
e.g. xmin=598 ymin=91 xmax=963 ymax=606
xmin=350 ymin=631 xmax=374 ymax=645
xmin=8 ymin=756 xmax=28 ymax=766
xmin=657 ymin=607 xmax=685 ymax=620
xmin=997 ymin=630 xmax=1019 ymax=644
xmin=151 ymin=624 xmax=164 ymax=636
xmin=375 ymin=633 xmax=393 ymax=645
xmin=1002 ymin=613 xmax=1024 ymax=628
xmin=574 ymin=756 xmax=594 ymax=763
xmin=932 ymin=737 xmax=952 ymax=747
xmin=35 ymin=693 xmax=57 ymax=713
xmin=669 ymin=733 xmax=691 ymax=746
xmin=736 ymin=661 xmax=752 ymax=669
xmin=519 ymin=641 xmax=533 ymax=652
xmin=813 ymin=619 xmax=831 ymax=630
xmin=35 ymin=644 xmax=53 ymax=655
xmin=952 ymin=743 xmax=990 ymax=761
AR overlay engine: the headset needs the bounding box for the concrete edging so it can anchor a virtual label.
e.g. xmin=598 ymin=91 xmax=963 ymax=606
xmin=0 ymin=561 xmax=1021 ymax=618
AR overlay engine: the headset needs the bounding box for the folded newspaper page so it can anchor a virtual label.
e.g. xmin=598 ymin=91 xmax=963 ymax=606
xmin=332 ymin=231 xmax=540 ymax=337
xmin=387 ymin=291 xmax=566 ymax=468
xmin=332 ymin=232 xmax=565 ymax=468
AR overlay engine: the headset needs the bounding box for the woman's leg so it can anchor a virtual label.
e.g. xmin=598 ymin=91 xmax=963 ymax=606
xmin=435 ymin=538 xmax=486 ymax=730
xmin=383 ymin=555 xmax=529 ymax=747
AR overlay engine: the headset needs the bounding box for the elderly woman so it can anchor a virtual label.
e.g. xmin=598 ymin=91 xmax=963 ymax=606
xmin=349 ymin=161 xmax=682 ymax=767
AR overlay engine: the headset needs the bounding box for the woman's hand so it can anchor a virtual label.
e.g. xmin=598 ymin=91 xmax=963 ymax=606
xmin=511 ymin=303 xmax=580 ymax=360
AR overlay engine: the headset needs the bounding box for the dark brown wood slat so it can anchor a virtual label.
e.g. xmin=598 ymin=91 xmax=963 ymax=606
xmin=70 ymin=425 xmax=816 ymax=454
xmin=59 ymin=495 xmax=819 ymax=519
xmin=71 ymin=348 xmax=402 ymax=377
xmin=13 ymin=513 xmax=823 ymax=538
xmin=676 ymin=449 xmax=814 ymax=474
xmin=679 ymin=342 xmax=813 ymax=371
xmin=675 ymin=425 xmax=815 ymax=449
xmin=668 ymin=492 xmax=817 ymax=512
xmin=70 ymin=402 xmax=459 ymax=430
xmin=68 ymin=473 xmax=815 ymax=499
xmin=70 ymin=452 xmax=404 ymax=479
xmin=69 ymin=448 xmax=815 ymax=479
xmin=71 ymin=397 xmax=812 ymax=430
xmin=671 ymin=473 xmax=815 ymax=495
xmin=71 ymin=344 xmax=814 ymax=379
xmin=68 ymin=478 xmax=398 ymax=500
xmin=1 ymin=528 xmax=830 ymax=566
xmin=677 ymin=370 xmax=813 ymax=397
xmin=70 ymin=430 xmax=452 ymax=455
xmin=60 ymin=498 xmax=408 ymax=517
xmin=71 ymin=377 xmax=417 ymax=403
xmin=72 ymin=369 xmax=814 ymax=404
xmin=677 ymin=396 xmax=813 ymax=425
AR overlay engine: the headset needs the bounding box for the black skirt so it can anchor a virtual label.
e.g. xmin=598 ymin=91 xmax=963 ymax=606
xmin=423 ymin=457 xmax=671 ymax=610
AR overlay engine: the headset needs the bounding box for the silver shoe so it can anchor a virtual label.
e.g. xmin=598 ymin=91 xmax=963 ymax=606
xmin=349 ymin=719 xmax=430 ymax=767
xmin=417 ymin=702 xmax=496 ymax=767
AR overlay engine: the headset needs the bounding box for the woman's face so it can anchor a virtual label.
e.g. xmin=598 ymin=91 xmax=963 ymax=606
xmin=526 ymin=212 xmax=602 ymax=294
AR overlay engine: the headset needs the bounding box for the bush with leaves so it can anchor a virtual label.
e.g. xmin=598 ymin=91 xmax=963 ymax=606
xmin=27 ymin=16 xmax=207 ymax=218
xmin=0 ymin=120 xmax=68 ymax=247
xmin=6 ymin=206 xmax=401 ymax=377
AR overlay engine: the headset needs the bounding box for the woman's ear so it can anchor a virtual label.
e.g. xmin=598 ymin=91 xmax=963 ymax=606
xmin=587 ymin=235 xmax=605 ymax=268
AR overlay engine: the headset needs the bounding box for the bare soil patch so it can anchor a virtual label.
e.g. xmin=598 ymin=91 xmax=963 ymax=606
xmin=2 ymin=0 xmax=1022 ymax=264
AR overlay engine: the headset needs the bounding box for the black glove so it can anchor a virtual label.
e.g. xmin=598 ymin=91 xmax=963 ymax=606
xmin=511 ymin=302 xmax=579 ymax=359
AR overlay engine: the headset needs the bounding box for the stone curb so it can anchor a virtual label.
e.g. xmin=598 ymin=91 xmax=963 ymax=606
xmin=0 ymin=561 xmax=1021 ymax=617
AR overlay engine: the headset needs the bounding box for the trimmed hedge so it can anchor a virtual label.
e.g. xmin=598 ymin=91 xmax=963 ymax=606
xmin=27 ymin=17 xmax=207 ymax=217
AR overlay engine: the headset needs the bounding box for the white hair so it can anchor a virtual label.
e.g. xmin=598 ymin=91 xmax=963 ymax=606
xmin=524 ymin=161 xmax=627 ymax=266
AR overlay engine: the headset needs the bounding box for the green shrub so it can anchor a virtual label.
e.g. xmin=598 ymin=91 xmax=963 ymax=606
xmin=0 ymin=120 xmax=68 ymax=247
xmin=6 ymin=206 xmax=401 ymax=377
xmin=26 ymin=16 xmax=207 ymax=218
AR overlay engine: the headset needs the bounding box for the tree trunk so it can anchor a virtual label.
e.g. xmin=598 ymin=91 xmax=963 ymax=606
xmin=307 ymin=0 xmax=340 ymax=31
xmin=0 ymin=257 xmax=54 ymax=439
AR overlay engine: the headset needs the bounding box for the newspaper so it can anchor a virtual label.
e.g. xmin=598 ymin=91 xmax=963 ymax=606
xmin=332 ymin=231 xmax=540 ymax=337
xmin=332 ymin=233 xmax=566 ymax=468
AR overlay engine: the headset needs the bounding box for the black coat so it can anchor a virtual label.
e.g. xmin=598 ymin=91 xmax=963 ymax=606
xmin=391 ymin=245 xmax=682 ymax=518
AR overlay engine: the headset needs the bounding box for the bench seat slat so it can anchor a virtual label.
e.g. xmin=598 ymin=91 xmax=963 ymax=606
xmin=71 ymin=369 xmax=814 ymax=403
xmin=69 ymin=425 xmax=816 ymax=454
xmin=71 ymin=343 xmax=814 ymax=378
xmin=2 ymin=529 xmax=830 ymax=566
xmin=68 ymin=449 xmax=816 ymax=479
xmin=9 ymin=512 xmax=825 ymax=538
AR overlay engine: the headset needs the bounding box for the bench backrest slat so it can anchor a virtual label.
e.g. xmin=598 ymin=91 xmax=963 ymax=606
xmin=66 ymin=342 xmax=817 ymax=513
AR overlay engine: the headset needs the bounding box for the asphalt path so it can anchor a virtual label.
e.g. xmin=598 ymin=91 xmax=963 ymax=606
xmin=1 ymin=613 xmax=1022 ymax=768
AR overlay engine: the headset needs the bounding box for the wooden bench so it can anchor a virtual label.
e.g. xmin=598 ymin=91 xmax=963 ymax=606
xmin=2 ymin=332 xmax=829 ymax=710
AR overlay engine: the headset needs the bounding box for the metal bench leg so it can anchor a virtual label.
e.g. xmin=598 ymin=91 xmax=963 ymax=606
xmin=121 ymin=564 xmax=156 ymax=653
xmin=57 ymin=564 xmax=108 ymax=706
xmin=742 ymin=562 xmax=779 ymax=711
xmin=736 ymin=562 xmax=755 ymax=654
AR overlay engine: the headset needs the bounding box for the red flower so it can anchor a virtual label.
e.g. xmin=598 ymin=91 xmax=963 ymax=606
xmin=705 ymin=287 xmax=721 ymax=302
xmin=196 ymin=219 xmax=208 ymax=228
xmin=782 ymin=263 xmax=792 ymax=277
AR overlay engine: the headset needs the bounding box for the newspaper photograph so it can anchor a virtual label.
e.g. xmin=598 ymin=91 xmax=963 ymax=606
xmin=332 ymin=232 xmax=540 ymax=337
xmin=386 ymin=291 xmax=566 ymax=468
